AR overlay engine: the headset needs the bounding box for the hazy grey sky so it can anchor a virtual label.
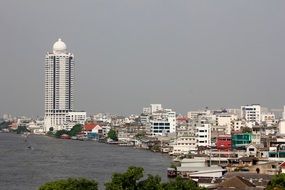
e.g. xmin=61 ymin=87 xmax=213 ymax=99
xmin=0 ymin=0 xmax=284 ymax=117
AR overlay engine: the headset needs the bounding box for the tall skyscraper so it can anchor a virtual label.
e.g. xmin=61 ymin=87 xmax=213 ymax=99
xmin=44 ymin=39 xmax=75 ymax=131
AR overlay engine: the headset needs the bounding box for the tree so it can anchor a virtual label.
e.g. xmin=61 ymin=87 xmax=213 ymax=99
xmin=68 ymin=124 xmax=82 ymax=137
xmin=54 ymin=130 xmax=69 ymax=138
xmin=38 ymin=167 xmax=205 ymax=190
xmin=162 ymin=177 xmax=205 ymax=190
xmin=38 ymin=178 xmax=98 ymax=190
xmin=266 ymin=173 xmax=285 ymax=190
xmin=107 ymin=129 xmax=118 ymax=141
xmin=49 ymin=127 xmax=54 ymax=132
xmin=16 ymin=125 xmax=30 ymax=134
xmin=105 ymin=166 xmax=144 ymax=190
xmin=46 ymin=131 xmax=54 ymax=136
xmin=137 ymin=174 xmax=163 ymax=190
xmin=105 ymin=166 xmax=205 ymax=190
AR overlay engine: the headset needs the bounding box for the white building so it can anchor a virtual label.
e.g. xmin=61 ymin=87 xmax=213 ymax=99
xmin=150 ymin=110 xmax=177 ymax=136
xmin=93 ymin=113 xmax=112 ymax=123
xmin=150 ymin=104 xmax=163 ymax=114
xmin=279 ymin=106 xmax=285 ymax=135
xmin=142 ymin=104 xmax=177 ymax=136
xmin=140 ymin=114 xmax=150 ymax=125
xmin=64 ymin=111 xmax=86 ymax=130
xmin=232 ymin=119 xmax=246 ymax=132
xmin=187 ymin=110 xmax=210 ymax=120
xmin=172 ymin=136 xmax=197 ymax=155
xmin=216 ymin=113 xmax=237 ymax=134
xmin=150 ymin=120 xmax=171 ymax=136
xmin=142 ymin=107 xmax=151 ymax=115
xmin=44 ymin=39 xmax=76 ymax=131
xmin=261 ymin=112 xmax=276 ymax=126
xmin=241 ymin=104 xmax=261 ymax=124
xmin=196 ymin=119 xmax=212 ymax=147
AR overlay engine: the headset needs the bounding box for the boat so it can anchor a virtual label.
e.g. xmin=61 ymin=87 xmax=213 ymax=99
xmin=167 ymin=168 xmax=177 ymax=178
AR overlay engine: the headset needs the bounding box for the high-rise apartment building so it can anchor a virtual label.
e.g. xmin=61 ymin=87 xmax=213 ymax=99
xmin=241 ymin=104 xmax=261 ymax=124
xmin=44 ymin=39 xmax=75 ymax=131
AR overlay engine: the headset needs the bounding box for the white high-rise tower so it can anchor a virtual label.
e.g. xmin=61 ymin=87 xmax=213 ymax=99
xmin=44 ymin=38 xmax=74 ymax=131
xmin=279 ymin=106 xmax=285 ymax=135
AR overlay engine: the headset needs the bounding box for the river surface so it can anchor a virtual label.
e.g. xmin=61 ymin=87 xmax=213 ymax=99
xmin=0 ymin=133 xmax=171 ymax=190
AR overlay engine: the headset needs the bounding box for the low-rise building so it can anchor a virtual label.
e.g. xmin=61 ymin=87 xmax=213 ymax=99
xmin=172 ymin=136 xmax=197 ymax=155
xmin=232 ymin=133 xmax=252 ymax=149
xmin=216 ymin=134 xmax=231 ymax=150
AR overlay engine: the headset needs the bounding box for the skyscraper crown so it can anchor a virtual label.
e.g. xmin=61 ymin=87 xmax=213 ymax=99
xmin=53 ymin=38 xmax=67 ymax=54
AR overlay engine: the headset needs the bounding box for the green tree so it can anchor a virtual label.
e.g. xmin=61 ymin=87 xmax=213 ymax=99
xmin=49 ymin=127 xmax=54 ymax=132
xmin=137 ymin=174 xmax=163 ymax=190
xmin=16 ymin=125 xmax=30 ymax=134
xmin=107 ymin=129 xmax=118 ymax=141
xmin=46 ymin=131 xmax=54 ymax=137
xmin=68 ymin=124 xmax=82 ymax=137
xmin=104 ymin=166 xmax=205 ymax=190
xmin=162 ymin=177 xmax=205 ymax=190
xmin=54 ymin=129 xmax=69 ymax=138
xmin=105 ymin=166 xmax=144 ymax=190
xmin=38 ymin=178 xmax=98 ymax=190
xmin=266 ymin=173 xmax=285 ymax=190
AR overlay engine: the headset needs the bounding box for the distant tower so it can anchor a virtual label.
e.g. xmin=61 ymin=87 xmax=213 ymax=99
xmin=279 ymin=106 xmax=285 ymax=135
xmin=44 ymin=39 xmax=74 ymax=131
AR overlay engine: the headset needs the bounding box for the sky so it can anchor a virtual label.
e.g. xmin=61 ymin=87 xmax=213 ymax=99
xmin=0 ymin=0 xmax=285 ymax=117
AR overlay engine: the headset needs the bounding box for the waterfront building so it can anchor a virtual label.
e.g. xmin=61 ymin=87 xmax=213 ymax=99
xmin=171 ymin=123 xmax=197 ymax=155
xmin=27 ymin=120 xmax=45 ymax=134
xmin=172 ymin=136 xmax=197 ymax=155
xmin=44 ymin=39 xmax=84 ymax=131
xmin=64 ymin=111 xmax=86 ymax=130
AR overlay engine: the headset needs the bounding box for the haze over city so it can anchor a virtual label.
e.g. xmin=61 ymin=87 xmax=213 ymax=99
xmin=0 ymin=0 xmax=285 ymax=117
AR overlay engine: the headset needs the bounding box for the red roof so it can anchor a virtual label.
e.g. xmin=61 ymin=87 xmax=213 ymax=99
xmin=84 ymin=123 xmax=96 ymax=131
xmin=279 ymin=161 xmax=285 ymax=168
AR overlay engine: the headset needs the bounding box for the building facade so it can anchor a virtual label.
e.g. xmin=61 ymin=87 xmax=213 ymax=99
xmin=216 ymin=134 xmax=232 ymax=150
xmin=241 ymin=104 xmax=261 ymax=125
xmin=44 ymin=39 xmax=75 ymax=131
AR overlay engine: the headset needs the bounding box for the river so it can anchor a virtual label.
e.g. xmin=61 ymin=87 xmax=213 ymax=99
xmin=0 ymin=133 xmax=171 ymax=190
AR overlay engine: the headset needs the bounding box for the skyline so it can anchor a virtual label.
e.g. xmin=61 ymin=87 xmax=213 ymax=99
xmin=1 ymin=1 xmax=285 ymax=117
